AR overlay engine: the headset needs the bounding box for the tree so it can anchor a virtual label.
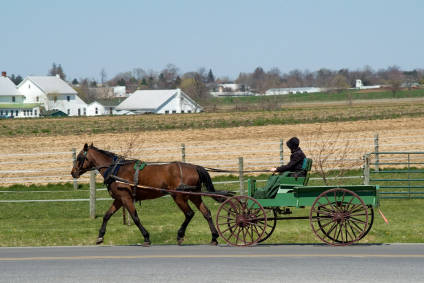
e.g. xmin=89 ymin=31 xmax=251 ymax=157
xmin=180 ymin=74 xmax=209 ymax=101
xmin=386 ymin=66 xmax=403 ymax=97
xmin=48 ymin=63 xmax=66 ymax=80
xmin=207 ymin=69 xmax=215 ymax=83
xmin=10 ymin=74 xmax=23 ymax=85
xmin=100 ymin=68 xmax=107 ymax=85
xmin=72 ymin=78 xmax=79 ymax=85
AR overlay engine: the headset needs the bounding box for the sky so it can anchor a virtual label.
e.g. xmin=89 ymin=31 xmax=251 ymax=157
xmin=0 ymin=0 xmax=423 ymax=81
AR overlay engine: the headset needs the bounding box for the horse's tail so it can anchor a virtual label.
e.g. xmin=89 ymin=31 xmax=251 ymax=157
xmin=195 ymin=165 xmax=233 ymax=203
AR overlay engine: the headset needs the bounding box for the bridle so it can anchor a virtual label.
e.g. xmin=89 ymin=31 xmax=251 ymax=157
xmin=74 ymin=150 xmax=92 ymax=175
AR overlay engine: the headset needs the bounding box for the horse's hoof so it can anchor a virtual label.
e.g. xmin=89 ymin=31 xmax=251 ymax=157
xmin=210 ymin=240 xmax=218 ymax=246
xmin=142 ymin=241 xmax=151 ymax=247
xmin=96 ymin=237 xmax=104 ymax=245
xmin=177 ymin=238 xmax=184 ymax=246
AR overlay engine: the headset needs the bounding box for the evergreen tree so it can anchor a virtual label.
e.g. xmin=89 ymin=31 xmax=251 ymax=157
xmin=207 ymin=69 xmax=215 ymax=83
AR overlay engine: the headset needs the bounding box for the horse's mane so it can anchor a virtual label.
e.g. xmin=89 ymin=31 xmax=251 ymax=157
xmin=90 ymin=146 xmax=122 ymax=159
xmin=90 ymin=145 xmax=138 ymax=162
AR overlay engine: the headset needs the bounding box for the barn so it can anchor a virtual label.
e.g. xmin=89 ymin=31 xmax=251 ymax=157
xmin=116 ymin=88 xmax=202 ymax=114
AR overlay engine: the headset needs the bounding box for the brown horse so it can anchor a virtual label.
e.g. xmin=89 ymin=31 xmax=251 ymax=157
xmin=71 ymin=143 xmax=228 ymax=246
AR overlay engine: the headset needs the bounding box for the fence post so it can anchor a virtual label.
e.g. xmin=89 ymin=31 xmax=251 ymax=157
xmin=363 ymin=155 xmax=370 ymax=185
xmin=374 ymin=134 xmax=379 ymax=171
xmin=238 ymin=157 xmax=244 ymax=196
xmin=181 ymin=143 xmax=186 ymax=163
xmin=89 ymin=171 xmax=96 ymax=219
xmin=72 ymin=148 xmax=78 ymax=190
xmin=280 ymin=139 xmax=284 ymax=166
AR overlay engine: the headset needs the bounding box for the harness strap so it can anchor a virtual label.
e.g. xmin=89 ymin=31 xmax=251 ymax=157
xmin=132 ymin=160 xmax=147 ymax=200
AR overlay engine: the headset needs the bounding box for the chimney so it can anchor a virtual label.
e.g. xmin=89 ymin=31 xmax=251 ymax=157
xmin=1 ymin=71 xmax=6 ymax=77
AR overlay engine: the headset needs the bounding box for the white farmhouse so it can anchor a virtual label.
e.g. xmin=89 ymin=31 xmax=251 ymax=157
xmin=116 ymin=89 xmax=202 ymax=114
xmin=0 ymin=72 xmax=40 ymax=118
xmin=18 ymin=75 xmax=87 ymax=116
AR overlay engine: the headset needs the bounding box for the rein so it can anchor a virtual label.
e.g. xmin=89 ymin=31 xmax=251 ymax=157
xmin=203 ymin=167 xmax=272 ymax=174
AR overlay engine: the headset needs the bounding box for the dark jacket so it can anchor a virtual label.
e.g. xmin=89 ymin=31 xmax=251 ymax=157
xmin=276 ymin=137 xmax=306 ymax=175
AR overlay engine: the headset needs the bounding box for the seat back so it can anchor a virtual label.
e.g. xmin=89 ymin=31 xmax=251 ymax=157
xmin=301 ymin=158 xmax=313 ymax=185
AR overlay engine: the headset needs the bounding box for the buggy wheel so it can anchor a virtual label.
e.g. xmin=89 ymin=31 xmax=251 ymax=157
xmin=359 ymin=206 xmax=374 ymax=240
xmin=216 ymin=196 xmax=267 ymax=246
xmin=258 ymin=208 xmax=277 ymax=243
xmin=310 ymin=188 xmax=369 ymax=246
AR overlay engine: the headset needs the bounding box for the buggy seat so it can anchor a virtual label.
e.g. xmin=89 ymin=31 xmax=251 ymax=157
xmin=251 ymin=158 xmax=313 ymax=199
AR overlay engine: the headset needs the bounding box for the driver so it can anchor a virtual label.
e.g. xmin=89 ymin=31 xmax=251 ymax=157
xmin=270 ymin=137 xmax=307 ymax=176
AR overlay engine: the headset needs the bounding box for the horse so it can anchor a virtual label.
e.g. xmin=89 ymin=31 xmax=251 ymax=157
xmin=71 ymin=143 xmax=229 ymax=246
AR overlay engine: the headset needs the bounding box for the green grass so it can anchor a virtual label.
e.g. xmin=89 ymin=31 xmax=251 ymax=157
xmin=0 ymin=173 xmax=423 ymax=247
xmin=206 ymin=88 xmax=424 ymax=105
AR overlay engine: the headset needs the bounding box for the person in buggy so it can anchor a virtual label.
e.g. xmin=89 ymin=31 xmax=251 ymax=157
xmin=270 ymin=137 xmax=307 ymax=177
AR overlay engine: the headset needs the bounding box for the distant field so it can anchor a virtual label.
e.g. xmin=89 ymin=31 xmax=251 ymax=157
xmin=206 ymin=88 xmax=424 ymax=107
xmin=1 ymin=98 xmax=424 ymax=137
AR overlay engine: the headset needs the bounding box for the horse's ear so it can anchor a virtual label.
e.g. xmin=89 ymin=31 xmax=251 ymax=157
xmin=83 ymin=143 xmax=89 ymax=151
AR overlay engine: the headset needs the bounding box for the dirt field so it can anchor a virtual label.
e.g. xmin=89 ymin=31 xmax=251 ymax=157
xmin=1 ymin=117 xmax=424 ymax=185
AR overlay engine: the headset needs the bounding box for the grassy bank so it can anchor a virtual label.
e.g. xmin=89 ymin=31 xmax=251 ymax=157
xmin=0 ymin=176 xmax=423 ymax=246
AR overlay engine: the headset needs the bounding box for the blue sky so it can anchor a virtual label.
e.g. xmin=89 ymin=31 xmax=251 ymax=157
xmin=1 ymin=0 xmax=423 ymax=81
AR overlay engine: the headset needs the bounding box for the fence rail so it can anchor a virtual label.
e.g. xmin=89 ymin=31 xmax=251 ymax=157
xmin=1 ymin=133 xmax=424 ymax=190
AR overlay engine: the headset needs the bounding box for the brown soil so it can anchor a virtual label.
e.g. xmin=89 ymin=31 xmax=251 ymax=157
xmin=1 ymin=117 xmax=424 ymax=185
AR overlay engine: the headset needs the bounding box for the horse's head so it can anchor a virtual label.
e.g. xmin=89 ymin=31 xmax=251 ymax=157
xmin=71 ymin=143 xmax=96 ymax=178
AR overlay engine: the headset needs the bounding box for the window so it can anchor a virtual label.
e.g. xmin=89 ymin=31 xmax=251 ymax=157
xmin=83 ymin=108 xmax=86 ymax=115
xmin=15 ymin=110 xmax=18 ymax=116
xmin=172 ymin=110 xmax=176 ymax=114
xmin=36 ymin=96 xmax=39 ymax=102
xmin=28 ymin=84 xmax=30 ymax=89
xmin=188 ymin=110 xmax=192 ymax=113
xmin=165 ymin=110 xmax=169 ymax=114
xmin=181 ymin=110 xmax=185 ymax=113
xmin=34 ymin=109 xmax=37 ymax=116
xmin=67 ymin=96 xmax=70 ymax=102
xmin=78 ymin=109 xmax=81 ymax=116
xmin=5 ymin=110 xmax=8 ymax=115
xmin=67 ymin=109 xmax=70 ymax=115
xmin=95 ymin=107 xmax=98 ymax=115
xmin=12 ymin=96 xmax=15 ymax=102
xmin=30 ymin=110 xmax=32 ymax=116
xmin=0 ymin=110 xmax=2 ymax=115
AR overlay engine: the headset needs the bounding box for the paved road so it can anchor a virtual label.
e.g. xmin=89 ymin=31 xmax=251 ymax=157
xmin=1 ymin=244 xmax=423 ymax=283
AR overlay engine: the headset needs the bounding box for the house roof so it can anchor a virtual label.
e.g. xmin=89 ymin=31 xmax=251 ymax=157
xmin=116 ymin=89 xmax=180 ymax=111
xmin=0 ymin=76 xmax=22 ymax=96
xmin=20 ymin=76 xmax=77 ymax=94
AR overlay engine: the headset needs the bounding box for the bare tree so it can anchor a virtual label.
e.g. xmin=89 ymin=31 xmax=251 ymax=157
xmin=305 ymin=126 xmax=363 ymax=186
xmin=100 ymin=68 xmax=107 ymax=86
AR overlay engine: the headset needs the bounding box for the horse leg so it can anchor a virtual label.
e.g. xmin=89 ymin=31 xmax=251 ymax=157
xmin=190 ymin=195 xmax=219 ymax=246
xmin=173 ymin=196 xmax=195 ymax=245
xmin=97 ymin=199 xmax=122 ymax=245
xmin=121 ymin=197 xmax=151 ymax=246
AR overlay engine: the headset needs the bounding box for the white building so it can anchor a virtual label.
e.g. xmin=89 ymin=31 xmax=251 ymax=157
xmin=355 ymin=79 xmax=381 ymax=90
xmin=265 ymin=87 xmax=323 ymax=95
xmin=18 ymin=75 xmax=87 ymax=116
xmin=116 ymin=89 xmax=202 ymax=114
xmin=0 ymin=72 xmax=40 ymax=118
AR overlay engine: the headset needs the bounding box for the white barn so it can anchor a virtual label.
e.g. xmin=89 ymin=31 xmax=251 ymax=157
xmin=116 ymin=89 xmax=202 ymax=114
xmin=18 ymin=75 xmax=87 ymax=116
